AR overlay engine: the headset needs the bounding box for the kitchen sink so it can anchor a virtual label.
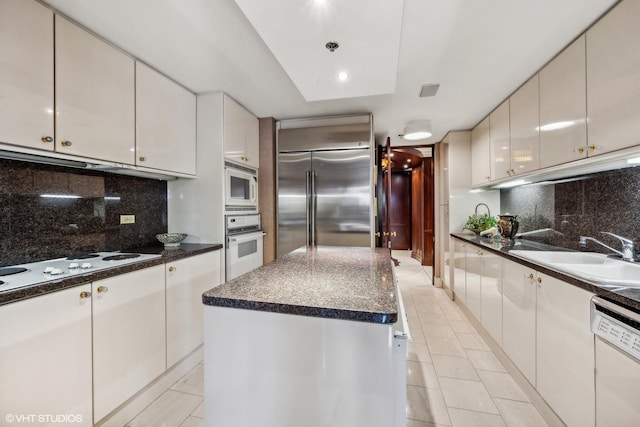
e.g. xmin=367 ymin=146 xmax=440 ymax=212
xmin=509 ymin=250 xmax=640 ymax=288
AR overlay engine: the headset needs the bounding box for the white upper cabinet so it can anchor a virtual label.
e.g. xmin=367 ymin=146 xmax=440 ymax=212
xmin=509 ymin=75 xmax=540 ymax=175
xmin=224 ymin=95 xmax=259 ymax=168
xmin=586 ymin=0 xmax=640 ymax=156
xmin=136 ymin=62 xmax=196 ymax=175
xmin=471 ymin=117 xmax=491 ymax=186
xmin=489 ymin=100 xmax=511 ymax=181
xmin=0 ymin=0 xmax=54 ymax=150
xmin=539 ymin=35 xmax=587 ymax=167
xmin=55 ymin=15 xmax=135 ymax=164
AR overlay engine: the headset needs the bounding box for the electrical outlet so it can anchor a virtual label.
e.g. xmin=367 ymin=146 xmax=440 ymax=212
xmin=120 ymin=215 xmax=135 ymax=225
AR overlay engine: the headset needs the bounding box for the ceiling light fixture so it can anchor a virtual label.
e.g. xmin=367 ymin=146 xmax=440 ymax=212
xmin=403 ymin=119 xmax=432 ymax=140
xmin=337 ymin=71 xmax=349 ymax=81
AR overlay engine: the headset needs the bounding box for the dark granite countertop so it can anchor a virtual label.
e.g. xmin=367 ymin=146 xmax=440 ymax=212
xmin=451 ymin=233 xmax=640 ymax=312
xmin=0 ymin=243 xmax=223 ymax=306
xmin=202 ymin=246 xmax=398 ymax=324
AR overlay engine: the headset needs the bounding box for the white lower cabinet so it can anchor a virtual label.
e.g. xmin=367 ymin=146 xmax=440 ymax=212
xmin=595 ymin=338 xmax=640 ymax=427
xmin=166 ymin=251 xmax=221 ymax=367
xmin=452 ymin=239 xmax=466 ymax=303
xmin=464 ymin=245 xmax=482 ymax=320
xmin=501 ymin=259 xmax=537 ymax=385
xmin=0 ymin=284 xmax=93 ymax=426
xmin=536 ymin=272 xmax=594 ymax=427
xmin=480 ymin=251 xmax=502 ymax=346
xmin=92 ymin=265 xmax=166 ymax=423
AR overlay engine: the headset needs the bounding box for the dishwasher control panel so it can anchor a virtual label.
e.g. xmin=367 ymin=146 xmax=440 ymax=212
xmin=591 ymin=296 xmax=640 ymax=362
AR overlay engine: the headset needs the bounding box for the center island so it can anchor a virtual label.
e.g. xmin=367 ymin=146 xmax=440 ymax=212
xmin=202 ymin=246 xmax=408 ymax=427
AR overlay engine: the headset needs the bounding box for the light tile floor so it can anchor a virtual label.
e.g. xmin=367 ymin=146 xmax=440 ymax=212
xmin=126 ymin=250 xmax=548 ymax=427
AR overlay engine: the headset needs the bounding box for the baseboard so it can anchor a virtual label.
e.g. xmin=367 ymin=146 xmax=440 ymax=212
xmin=454 ymin=300 xmax=565 ymax=427
xmin=96 ymin=346 xmax=203 ymax=427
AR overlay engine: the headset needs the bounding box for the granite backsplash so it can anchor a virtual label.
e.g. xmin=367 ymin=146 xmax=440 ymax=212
xmin=501 ymin=166 xmax=640 ymax=253
xmin=0 ymin=159 xmax=167 ymax=266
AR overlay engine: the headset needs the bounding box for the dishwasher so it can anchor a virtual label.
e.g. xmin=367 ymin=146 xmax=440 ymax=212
xmin=590 ymin=296 xmax=640 ymax=426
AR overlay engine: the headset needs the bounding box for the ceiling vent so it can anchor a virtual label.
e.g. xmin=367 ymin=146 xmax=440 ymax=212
xmin=419 ymin=84 xmax=440 ymax=98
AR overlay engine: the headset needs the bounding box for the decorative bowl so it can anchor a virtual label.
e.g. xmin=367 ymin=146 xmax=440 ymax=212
xmin=156 ymin=233 xmax=188 ymax=247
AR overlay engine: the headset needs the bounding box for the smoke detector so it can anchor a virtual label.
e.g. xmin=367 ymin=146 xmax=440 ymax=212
xmin=325 ymin=41 xmax=339 ymax=52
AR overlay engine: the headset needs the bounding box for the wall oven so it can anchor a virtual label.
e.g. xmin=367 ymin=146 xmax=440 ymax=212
xmin=225 ymin=161 xmax=258 ymax=214
xmin=225 ymin=214 xmax=264 ymax=281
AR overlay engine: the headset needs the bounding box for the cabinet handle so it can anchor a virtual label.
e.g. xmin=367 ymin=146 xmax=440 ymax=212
xmin=477 ymin=251 xmax=483 ymax=255
xmin=390 ymin=231 xmax=397 ymax=237
xmin=41 ymin=136 xmax=53 ymax=143
xmin=79 ymin=291 xmax=91 ymax=299
xmin=528 ymin=273 xmax=534 ymax=279
xmin=60 ymin=140 xmax=72 ymax=147
xmin=588 ymin=145 xmax=596 ymax=152
xmin=168 ymin=266 xmax=175 ymax=272
xmin=97 ymin=286 xmax=108 ymax=294
xmin=139 ymin=156 xmax=147 ymax=162
xmin=576 ymin=147 xmax=585 ymax=154
xmin=537 ymin=277 xmax=542 ymax=284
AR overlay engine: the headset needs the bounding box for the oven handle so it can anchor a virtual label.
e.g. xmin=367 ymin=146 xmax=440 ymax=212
xmin=228 ymin=232 xmax=266 ymax=244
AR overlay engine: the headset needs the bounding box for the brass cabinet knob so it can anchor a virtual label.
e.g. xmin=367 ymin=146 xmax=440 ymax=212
xmin=577 ymin=146 xmax=585 ymax=154
xmin=79 ymin=291 xmax=91 ymax=299
xmin=97 ymin=286 xmax=108 ymax=293
xmin=168 ymin=266 xmax=175 ymax=272
xmin=485 ymin=176 xmax=490 ymax=181
xmin=528 ymin=273 xmax=534 ymax=279
xmin=139 ymin=156 xmax=147 ymax=162
xmin=41 ymin=136 xmax=53 ymax=143
xmin=588 ymin=145 xmax=596 ymax=152
xmin=375 ymin=232 xmax=381 ymax=237
xmin=390 ymin=231 xmax=397 ymax=237
xmin=60 ymin=140 xmax=72 ymax=147
xmin=537 ymin=277 xmax=542 ymax=283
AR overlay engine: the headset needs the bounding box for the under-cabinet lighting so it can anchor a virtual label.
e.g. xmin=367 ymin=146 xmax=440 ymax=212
xmin=627 ymin=157 xmax=640 ymax=164
xmin=469 ymin=189 xmax=485 ymax=193
xmin=494 ymin=179 xmax=530 ymax=189
xmin=40 ymin=194 xmax=82 ymax=199
xmin=104 ymin=196 xmax=121 ymax=201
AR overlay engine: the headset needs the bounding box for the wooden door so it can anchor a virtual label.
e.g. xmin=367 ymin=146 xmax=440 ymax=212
xmin=391 ymin=171 xmax=412 ymax=249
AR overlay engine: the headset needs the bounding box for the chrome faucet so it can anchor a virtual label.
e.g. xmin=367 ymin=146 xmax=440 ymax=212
xmin=579 ymin=232 xmax=637 ymax=262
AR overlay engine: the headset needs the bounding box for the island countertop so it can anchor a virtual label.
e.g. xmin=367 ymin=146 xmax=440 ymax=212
xmin=202 ymin=246 xmax=398 ymax=324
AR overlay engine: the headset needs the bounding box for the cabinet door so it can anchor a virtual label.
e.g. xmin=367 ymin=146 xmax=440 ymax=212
xmin=480 ymin=252 xmax=502 ymax=346
xmin=501 ymin=259 xmax=536 ymax=385
xmin=489 ymin=100 xmax=511 ymax=181
xmin=596 ymin=339 xmax=640 ymax=427
xmin=136 ymin=62 xmax=196 ymax=175
xmin=92 ymin=265 xmax=165 ymax=423
xmin=586 ymin=0 xmax=640 ymax=157
xmin=539 ymin=35 xmax=587 ymax=167
xmin=0 ymin=0 xmax=54 ymax=150
xmin=509 ymin=75 xmax=540 ymax=175
xmin=536 ymin=272 xmax=594 ymax=427
xmin=465 ymin=246 xmax=482 ymax=320
xmin=55 ymin=15 xmax=135 ymax=164
xmin=471 ymin=117 xmax=491 ymax=186
xmin=452 ymin=239 xmax=466 ymax=303
xmin=224 ymin=95 xmax=259 ymax=168
xmin=0 ymin=285 xmax=92 ymax=425
xmin=166 ymin=251 xmax=221 ymax=367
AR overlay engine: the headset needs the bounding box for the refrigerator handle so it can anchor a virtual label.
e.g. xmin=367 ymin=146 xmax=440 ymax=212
xmin=310 ymin=170 xmax=317 ymax=246
xmin=306 ymin=171 xmax=311 ymax=246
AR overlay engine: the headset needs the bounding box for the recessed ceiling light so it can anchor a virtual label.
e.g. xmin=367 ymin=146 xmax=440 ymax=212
xmin=403 ymin=120 xmax=432 ymax=140
xmin=337 ymin=71 xmax=349 ymax=81
xmin=314 ymin=0 xmax=327 ymax=3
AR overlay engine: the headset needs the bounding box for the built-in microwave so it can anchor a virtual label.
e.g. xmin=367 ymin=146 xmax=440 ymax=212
xmin=225 ymin=160 xmax=258 ymax=213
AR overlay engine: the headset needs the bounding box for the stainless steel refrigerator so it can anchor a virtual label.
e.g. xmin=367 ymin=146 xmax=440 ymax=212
xmin=277 ymin=118 xmax=372 ymax=257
